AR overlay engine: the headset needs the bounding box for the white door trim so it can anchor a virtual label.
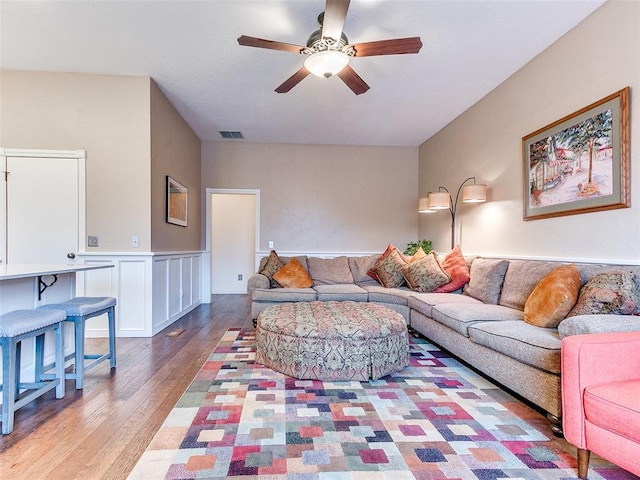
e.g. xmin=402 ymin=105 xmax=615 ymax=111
xmin=202 ymin=188 xmax=260 ymax=300
xmin=0 ymin=148 xmax=86 ymax=263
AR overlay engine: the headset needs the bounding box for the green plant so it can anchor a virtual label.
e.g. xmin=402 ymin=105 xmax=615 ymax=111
xmin=403 ymin=239 xmax=432 ymax=256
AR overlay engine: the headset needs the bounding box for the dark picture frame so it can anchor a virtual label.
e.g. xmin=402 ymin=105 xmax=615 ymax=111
xmin=166 ymin=176 xmax=188 ymax=227
xmin=522 ymin=87 xmax=630 ymax=221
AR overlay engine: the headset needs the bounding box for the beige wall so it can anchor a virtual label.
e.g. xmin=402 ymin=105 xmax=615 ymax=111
xmin=1 ymin=71 xmax=201 ymax=253
xmin=150 ymin=80 xmax=201 ymax=252
xmin=419 ymin=1 xmax=640 ymax=262
xmin=202 ymin=142 xmax=419 ymax=253
xmin=1 ymin=70 xmax=152 ymax=251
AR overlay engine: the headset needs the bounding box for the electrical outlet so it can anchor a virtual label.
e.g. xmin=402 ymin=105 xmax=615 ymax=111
xmin=268 ymin=240 xmax=274 ymax=249
xmin=88 ymin=236 xmax=99 ymax=247
xmin=238 ymin=274 xmax=243 ymax=281
xmin=132 ymin=236 xmax=139 ymax=248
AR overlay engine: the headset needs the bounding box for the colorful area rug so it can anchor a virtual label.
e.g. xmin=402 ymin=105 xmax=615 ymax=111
xmin=128 ymin=328 xmax=636 ymax=480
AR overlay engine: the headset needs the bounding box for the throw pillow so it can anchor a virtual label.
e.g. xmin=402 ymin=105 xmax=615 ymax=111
xmin=367 ymin=244 xmax=395 ymax=282
xmin=524 ymin=264 xmax=582 ymax=328
xmin=402 ymin=251 xmax=451 ymax=293
xmin=567 ymin=271 xmax=639 ymax=317
xmin=407 ymin=246 xmax=427 ymax=263
xmin=307 ymin=256 xmax=354 ymax=285
xmin=432 ymin=245 xmax=471 ymax=293
xmin=370 ymin=248 xmax=407 ymax=288
xmin=272 ymin=257 xmax=314 ymax=289
xmin=259 ymin=250 xmax=285 ymax=288
xmin=463 ymin=258 xmax=509 ymax=304
xmin=348 ymin=254 xmax=379 ymax=284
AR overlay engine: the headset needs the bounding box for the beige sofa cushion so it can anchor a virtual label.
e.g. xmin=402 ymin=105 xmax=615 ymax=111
xmin=463 ymin=258 xmax=509 ymax=304
xmin=252 ymin=288 xmax=317 ymax=302
xmin=307 ymin=256 xmax=354 ymax=285
xmin=361 ymin=285 xmax=413 ymax=306
xmin=348 ymin=255 xmax=379 ymax=285
xmin=499 ymin=260 xmax=558 ymax=310
xmin=468 ymin=320 xmax=561 ymax=374
xmin=313 ymin=284 xmax=368 ymax=302
xmin=431 ymin=303 xmax=524 ymax=337
xmin=408 ymin=293 xmax=482 ymax=319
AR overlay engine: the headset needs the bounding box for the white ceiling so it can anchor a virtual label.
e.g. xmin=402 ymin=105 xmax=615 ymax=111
xmin=1 ymin=0 xmax=605 ymax=147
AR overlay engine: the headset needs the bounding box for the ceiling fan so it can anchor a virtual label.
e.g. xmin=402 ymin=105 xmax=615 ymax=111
xmin=237 ymin=0 xmax=423 ymax=95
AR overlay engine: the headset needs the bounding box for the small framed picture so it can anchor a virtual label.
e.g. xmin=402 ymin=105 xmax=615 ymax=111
xmin=166 ymin=176 xmax=188 ymax=227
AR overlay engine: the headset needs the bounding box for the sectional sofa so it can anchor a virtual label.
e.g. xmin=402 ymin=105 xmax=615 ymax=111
xmin=247 ymin=253 xmax=640 ymax=434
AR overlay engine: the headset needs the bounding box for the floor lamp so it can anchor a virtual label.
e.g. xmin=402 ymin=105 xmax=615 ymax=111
xmin=427 ymin=177 xmax=487 ymax=249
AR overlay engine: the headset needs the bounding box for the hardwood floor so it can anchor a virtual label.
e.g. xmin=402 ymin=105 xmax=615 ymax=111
xmin=0 ymin=294 xmax=252 ymax=480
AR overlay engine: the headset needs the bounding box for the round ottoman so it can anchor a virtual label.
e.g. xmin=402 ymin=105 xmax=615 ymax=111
xmin=255 ymin=301 xmax=409 ymax=381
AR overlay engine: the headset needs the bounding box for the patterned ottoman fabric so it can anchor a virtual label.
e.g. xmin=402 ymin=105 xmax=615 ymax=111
xmin=256 ymin=301 xmax=409 ymax=381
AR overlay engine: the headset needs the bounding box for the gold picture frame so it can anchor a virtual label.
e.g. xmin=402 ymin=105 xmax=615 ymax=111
xmin=522 ymin=87 xmax=630 ymax=221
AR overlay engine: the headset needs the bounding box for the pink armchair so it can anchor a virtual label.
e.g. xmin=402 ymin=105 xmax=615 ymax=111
xmin=562 ymin=331 xmax=640 ymax=478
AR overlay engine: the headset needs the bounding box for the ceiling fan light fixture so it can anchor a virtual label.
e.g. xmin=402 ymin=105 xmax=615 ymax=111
xmin=304 ymin=50 xmax=349 ymax=78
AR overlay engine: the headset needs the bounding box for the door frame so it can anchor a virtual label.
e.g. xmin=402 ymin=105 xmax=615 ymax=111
xmin=203 ymin=188 xmax=260 ymax=299
xmin=0 ymin=148 xmax=86 ymax=263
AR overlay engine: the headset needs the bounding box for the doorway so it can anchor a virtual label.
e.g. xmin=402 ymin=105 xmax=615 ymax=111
xmin=207 ymin=189 xmax=259 ymax=294
xmin=0 ymin=148 xmax=85 ymax=264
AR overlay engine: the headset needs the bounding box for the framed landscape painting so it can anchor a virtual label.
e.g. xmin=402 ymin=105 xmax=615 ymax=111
xmin=166 ymin=176 xmax=188 ymax=227
xmin=522 ymin=87 xmax=630 ymax=221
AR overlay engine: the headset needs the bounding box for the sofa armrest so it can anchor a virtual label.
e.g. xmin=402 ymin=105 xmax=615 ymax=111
xmin=247 ymin=273 xmax=270 ymax=293
xmin=561 ymin=331 xmax=640 ymax=448
xmin=558 ymin=314 xmax=640 ymax=338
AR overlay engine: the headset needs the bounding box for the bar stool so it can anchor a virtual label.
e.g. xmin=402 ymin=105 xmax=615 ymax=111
xmin=1 ymin=309 xmax=67 ymax=434
xmin=38 ymin=297 xmax=116 ymax=390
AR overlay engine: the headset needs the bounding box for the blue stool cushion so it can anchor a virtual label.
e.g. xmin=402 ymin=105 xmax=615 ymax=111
xmin=0 ymin=309 xmax=67 ymax=337
xmin=38 ymin=297 xmax=116 ymax=316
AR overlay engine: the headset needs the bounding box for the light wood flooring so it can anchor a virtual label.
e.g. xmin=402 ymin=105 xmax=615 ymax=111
xmin=0 ymin=294 xmax=251 ymax=480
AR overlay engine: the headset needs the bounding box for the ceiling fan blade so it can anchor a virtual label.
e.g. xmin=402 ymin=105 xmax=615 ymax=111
xmin=237 ymin=35 xmax=304 ymax=53
xmin=275 ymin=67 xmax=311 ymax=93
xmin=337 ymin=65 xmax=370 ymax=95
xmin=322 ymin=0 xmax=350 ymax=41
xmin=351 ymin=37 xmax=423 ymax=57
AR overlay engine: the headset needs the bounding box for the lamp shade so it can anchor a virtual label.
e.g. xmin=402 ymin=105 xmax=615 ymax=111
xmin=304 ymin=51 xmax=349 ymax=78
xmin=428 ymin=191 xmax=450 ymax=210
xmin=462 ymin=184 xmax=487 ymax=203
xmin=418 ymin=197 xmax=433 ymax=213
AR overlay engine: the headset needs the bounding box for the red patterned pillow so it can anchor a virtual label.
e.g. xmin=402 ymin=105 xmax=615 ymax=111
xmin=432 ymin=245 xmax=471 ymax=293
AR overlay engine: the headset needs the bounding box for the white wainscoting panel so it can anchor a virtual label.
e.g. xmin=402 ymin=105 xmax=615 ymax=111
xmin=152 ymin=252 xmax=202 ymax=336
xmin=77 ymin=251 xmax=202 ymax=337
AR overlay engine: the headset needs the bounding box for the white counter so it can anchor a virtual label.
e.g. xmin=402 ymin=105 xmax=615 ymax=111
xmin=0 ymin=263 xmax=113 ymax=281
xmin=0 ymin=263 xmax=114 ymax=389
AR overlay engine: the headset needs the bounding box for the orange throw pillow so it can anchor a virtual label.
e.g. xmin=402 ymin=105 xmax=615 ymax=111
xmin=407 ymin=246 xmax=427 ymax=263
xmin=524 ymin=264 xmax=582 ymax=328
xmin=432 ymin=245 xmax=471 ymax=293
xmin=272 ymin=258 xmax=314 ymax=288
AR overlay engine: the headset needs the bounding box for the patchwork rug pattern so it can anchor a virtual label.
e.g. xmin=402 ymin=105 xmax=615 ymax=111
xmin=128 ymin=328 xmax=636 ymax=480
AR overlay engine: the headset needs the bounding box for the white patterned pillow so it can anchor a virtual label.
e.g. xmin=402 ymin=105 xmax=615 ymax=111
xmin=371 ymin=248 xmax=407 ymax=288
xmin=402 ymin=251 xmax=451 ymax=293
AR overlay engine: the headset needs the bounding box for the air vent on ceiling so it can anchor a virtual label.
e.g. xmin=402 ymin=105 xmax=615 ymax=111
xmin=219 ymin=130 xmax=244 ymax=139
